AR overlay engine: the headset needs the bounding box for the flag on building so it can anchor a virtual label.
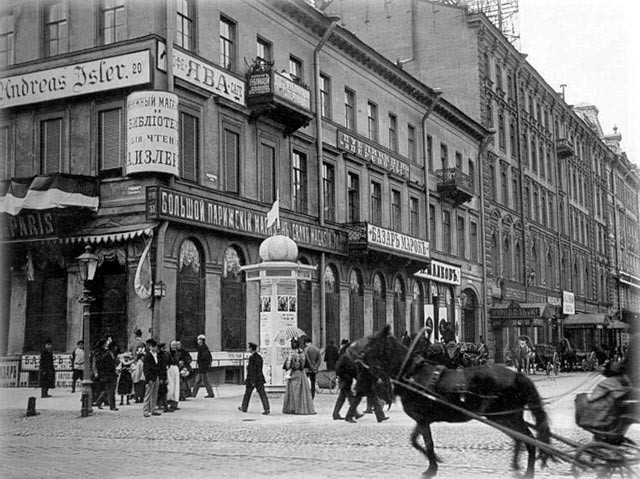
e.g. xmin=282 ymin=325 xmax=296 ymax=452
xmin=266 ymin=198 xmax=279 ymax=229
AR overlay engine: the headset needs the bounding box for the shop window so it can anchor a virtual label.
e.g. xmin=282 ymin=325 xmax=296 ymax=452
xmin=221 ymin=246 xmax=245 ymax=351
xmin=325 ymin=265 xmax=340 ymax=346
xmin=349 ymin=269 xmax=364 ymax=342
xmin=372 ymin=273 xmax=386 ymax=333
xmin=393 ymin=277 xmax=406 ymax=337
xmin=176 ymin=239 xmax=205 ymax=351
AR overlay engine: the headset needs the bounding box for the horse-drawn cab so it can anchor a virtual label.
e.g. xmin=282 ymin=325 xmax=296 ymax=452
xmin=533 ymin=343 xmax=560 ymax=375
xmin=512 ymin=335 xmax=536 ymax=375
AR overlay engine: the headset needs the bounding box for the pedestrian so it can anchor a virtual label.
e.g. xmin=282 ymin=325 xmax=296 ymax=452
xmin=165 ymin=341 xmax=181 ymax=412
xmin=303 ymin=336 xmax=321 ymax=399
xmin=324 ymin=339 xmax=339 ymax=371
xmin=142 ymin=339 xmax=161 ymax=417
xmin=116 ymin=351 xmax=134 ymax=406
xmin=238 ymin=342 xmax=270 ymax=415
xmin=401 ymin=330 xmax=411 ymax=347
xmin=157 ymin=343 xmax=169 ymax=412
xmin=332 ymin=345 xmax=363 ymax=421
xmin=39 ymin=339 xmax=55 ymax=398
xmin=176 ymin=340 xmax=192 ymax=401
xmin=131 ymin=349 xmax=145 ymax=403
xmin=91 ymin=338 xmax=105 ymax=406
xmin=282 ymin=338 xmax=315 ymax=415
xmin=95 ymin=337 xmax=118 ymax=411
xmin=338 ymin=339 xmax=350 ymax=357
xmin=191 ymin=334 xmax=215 ymax=399
xmin=131 ymin=328 xmax=145 ymax=355
xmin=70 ymin=340 xmax=84 ymax=393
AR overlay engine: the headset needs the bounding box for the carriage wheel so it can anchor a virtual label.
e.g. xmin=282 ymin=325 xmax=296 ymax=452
xmin=552 ymin=352 xmax=560 ymax=375
xmin=328 ymin=375 xmax=338 ymax=394
xmin=571 ymin=442 xmax=635 ymax=478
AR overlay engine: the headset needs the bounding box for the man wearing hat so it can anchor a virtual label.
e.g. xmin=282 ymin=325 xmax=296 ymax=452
xmin=238 ymin=342 xmax=270 ymax=415
xmin=39 ymin=339 xmax=55 ymax=398
xmin=191 ymin=334 xmax=215 ymax=398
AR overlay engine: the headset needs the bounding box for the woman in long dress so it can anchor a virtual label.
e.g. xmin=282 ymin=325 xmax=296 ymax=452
xmin=282 ymin=338 xmax=316 ymax=415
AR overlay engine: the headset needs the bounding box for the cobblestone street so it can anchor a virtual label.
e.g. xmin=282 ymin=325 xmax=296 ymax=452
xmin=1 ymin=372 xmax=636 ymax=479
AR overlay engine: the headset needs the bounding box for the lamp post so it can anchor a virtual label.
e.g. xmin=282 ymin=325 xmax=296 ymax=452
xmin=76 ymin=245 xmax=99 ymax=417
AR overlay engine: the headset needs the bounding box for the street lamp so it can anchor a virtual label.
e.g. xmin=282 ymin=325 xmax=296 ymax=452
xmin=76 ymin=245 xmax=99 ymax=417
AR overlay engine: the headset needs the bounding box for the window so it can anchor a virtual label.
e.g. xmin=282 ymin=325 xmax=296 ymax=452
xmin=260 ymin=143 xmax=276 ymax=204
xmin=223 ymin=127 xmax=239 ymax=193
xmin=503 ymin=238 xmax=511 ymax=279
xmin=40 ymin=118 xmax=63 ymax=174
xmin=180 ymin=112 xmax=198 ymax=182
xmin=98 ymin=108 xmax=122 ymax=172
xmin=410 ymin=196 xmax=419 ymax=237
xmin=427 ymin=135 xmax=433 ymax=170
xmin=391 ymin=189 xmax=401 ymax=231
xmin=468 ymin=160 xmax=475 ymax=192
xmin=531 ymin=139 xmax=537 ymax=171
xmin=370 ymin=181 xmax=382 ymax=225
xmin=470 ymin=221 xmax=478 ymax=262
xmin=347 ymin=172 xmax=360 ymax=222
xmin=522 ymin=133 xmax=529 ymax=167
xmin=509 ymin=121 xmax=516 ymax=158
xmin=443 ymin=210 xmax=451 ymax=253
xmin=344 ymin=88 xmax=355 ymax=130
xmin=455 ymin=151 xmax=462 ymax=170
xmin=176 ymin=0 xmax=194 ymax=51
xmin=483 ymin=53 xmax=490 ymax=79
xmin=0 ymin=10 xmax=14 ymax=67
xmin=292 ymin=151 xmax=307 ymax=213
xmin=407 ymin=124 xmax=416 ymax=162
xmin=486 ymin=101 xmax=493 ymax=128
xmin=220 ymin=16 xmax=235 ymax=71
xmin=44 ymin=1 xmax=68 ymax=56
xmin=427 ymin=207 xmax=436 ymax=251
xmin=319 ymin=74 xmax=331 ymax=118
xmin=367 ymin=102 xmax=378 ymax=141
xmin=488 ymin=163 xmax=496 ymax=201
xmin=0 ymin=125 xmax=9 ymax=179
xmin=548 ymin=198 xmax=554 ymax=230
xmin=512 ymin=178 xmax=519 ymax=211
xmin=501 ymin=170 xmax=508 ymax=207
xmin=323 ymin=163 xmax=335 ymax=222
xmin=495 ymin=63 xmax=503 ymax=91
xmin=498 ymin=112 xmax=506 ymax=149
xmin=533 ymin=189 xmax=539 ymax=223
xmin=541 ymin=191 xmax=547 ymax=226
xmin=256 ymin=36 xmax=272 ymax=63
xmin=515 ymin=242 xmax=522 ymax=282
xmin=289 ymin=56 xmax=302 ymax=82
xmin=440 ymin=143 xmax=448 ymax=170
xmin=101 ymin=0 xmax=125 ymax=45
xmin=388 ymin=114 xmax=398 ymax=152
xmin=539 ymin=145 xmax=545 ymax=178
xmin=457 ymin=216 xmax=465 ymax=258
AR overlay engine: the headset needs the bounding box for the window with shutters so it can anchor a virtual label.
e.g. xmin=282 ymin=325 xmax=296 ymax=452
xmin=223 ymin=126 xmax=240 ymax=193
xmin=98 ymin=107 xmax=122 ymax=173
xmin=180 ymin=112 xmax=198 ymax=182
xmin=40 ymin=117 xmax=63 ymax=174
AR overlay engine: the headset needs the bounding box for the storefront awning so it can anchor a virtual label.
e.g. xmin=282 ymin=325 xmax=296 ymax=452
xmin=563 ymin=313 xmax=607 ymax=327
xmin=63 ymin=218 xmax=157 ymax=244
xmin=0 ymin=173 xmax=99 ymax=215
xmin=607 ymin=318 xmax=630 ymax=330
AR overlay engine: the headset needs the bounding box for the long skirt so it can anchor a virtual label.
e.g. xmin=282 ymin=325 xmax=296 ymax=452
xmin=282 ymin=369 xmax=316 ymax=415
xmin=166 ymin=365 xmax=180 ymax=403
xmin=117 ymin=370 xmax=133 ymax=395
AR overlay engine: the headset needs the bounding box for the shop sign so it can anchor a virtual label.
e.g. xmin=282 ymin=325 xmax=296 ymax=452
xmin=147 ymin=187 xmax=348 ymax=255
xmin=366 ymin=224 xmax=429 ymax=260
xmin=337 ymin=130 xmax=409 ymax=178
xmin=562 ymin=291 xmax=576 ymax=314
xmin=0 ymin=50 xmax=150 ymax=108
xmin=1 ymin=210 xmax=56 ymax=240
xmin=126 ymin=91 xmax=179 ymax=176
xmin=273 ymin=71 xmax=311 ymax=110
xmin=21 ymin=354 xmax=71 ymax=371
xmin=489 ymin=306 xmax=541 ymax=318
xmin=415 ymin=259 xmax=460 ymax=285
xmin=247 ymin=73 xmax=271 ymax=95
xmin=503 ymin=286 xmax=526 ymax=302
xmin=548 ymin=295 xmax=562 ymax=307
xmin=157 ymin=41 xmax=244 ymax=106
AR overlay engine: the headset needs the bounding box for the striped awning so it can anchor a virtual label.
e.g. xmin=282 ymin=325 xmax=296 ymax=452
xmin=0 ymin=173 xmax=99 ymax=215
xmin=63 ymin=217 xmax=157 ymax=244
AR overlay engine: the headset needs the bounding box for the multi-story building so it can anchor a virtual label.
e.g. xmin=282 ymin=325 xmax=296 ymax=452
xmin=0 ymin=0 xmax=488 ymax=379
xmin=339 ymin=0 xmax=639 ymax=359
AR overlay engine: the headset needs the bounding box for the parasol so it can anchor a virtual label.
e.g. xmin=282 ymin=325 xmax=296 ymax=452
xmin=274 ymin=326 xmax=306 ymax=344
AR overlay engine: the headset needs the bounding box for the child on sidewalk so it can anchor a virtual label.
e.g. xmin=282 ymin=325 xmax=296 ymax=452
xmin=116 ymin=352 xmax=134 ymax=406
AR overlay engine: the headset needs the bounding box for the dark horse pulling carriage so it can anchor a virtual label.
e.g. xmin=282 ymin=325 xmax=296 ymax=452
xmin=356 ymin=325 xmax=639 ymax=478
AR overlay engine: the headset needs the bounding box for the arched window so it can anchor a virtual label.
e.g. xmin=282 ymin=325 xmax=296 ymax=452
xmin=503 ymin=237 xmax=511 ymax=279
xmin=325 ymin=264 xmax=340 ymax=346
xmin=373 ymin=273 xmax=386 ymax=333
xmin=546 ymin=250 xmax=553 ymax=287
xmin=177 ymin=239 xmax=206 ymax=351
xmin=531 ymin=245 xmax=538 ymax=286
xmin=393 ymin=277 xmax=406 ymax=336
xmin=461 ymin=289 xmax=478 ymax=342
xmin=297 ymin=257 xmax=312 ymax=340
xmin=492 ymin=233 xmax=500 ymax=277
xmin=514 ymin=241 xmax=522 ymax=282
xmin=411 ymin=282 xmax=424 ymax=335
xmin=349 ymin=269 xmax=364 ymax=342
xmin=221 ymin=245 xmax=245 ymax=351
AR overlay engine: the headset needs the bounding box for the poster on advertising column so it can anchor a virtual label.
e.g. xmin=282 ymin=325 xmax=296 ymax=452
xmin=126 ymin=91 xmax=179 ymax=177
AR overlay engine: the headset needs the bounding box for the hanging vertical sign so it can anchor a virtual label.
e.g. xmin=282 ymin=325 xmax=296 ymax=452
xmin=126 ymin=91 xmax=180 ymax=177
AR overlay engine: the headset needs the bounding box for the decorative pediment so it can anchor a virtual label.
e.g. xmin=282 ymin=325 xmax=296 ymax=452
xmin=502 ymin=214 xmax=514 ymax=226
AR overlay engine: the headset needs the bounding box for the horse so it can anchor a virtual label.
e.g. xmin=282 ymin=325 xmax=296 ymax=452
xmin=512 ymin=337 xmax=536 ymax=375
xmin=557 ymin=337 xmax=577 ymax=372
xmin=361 ymin=325 xmax=551 ymax=478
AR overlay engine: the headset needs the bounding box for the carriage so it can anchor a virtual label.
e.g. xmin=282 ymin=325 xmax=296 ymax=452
xmin=533 ymin=343 xmax=561 ymax=375
xmin=359 ymin=325 xmax=640 ymax=478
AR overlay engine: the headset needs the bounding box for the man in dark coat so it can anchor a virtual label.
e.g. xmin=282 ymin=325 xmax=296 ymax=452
xmin=238 ymin=342 xmax=270 ymax=415
xmin=142 ymin=339 xmax=161 ymax=417
xmin=191 ymin=334 xmax=215 ymax=398
xmin=324 ymin=340 xmax=340 ymax=371
xmin=39 ymin=339 xmax=55 ymax=398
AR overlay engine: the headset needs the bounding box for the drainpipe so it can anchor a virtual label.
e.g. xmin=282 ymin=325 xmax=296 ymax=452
xmin=421 ymin=90 xmax=443 ymax=245
xmin=314 ymin=15 xmax=340 ymax=348
xmin=478 ymin=131 xmax=495 ymax=342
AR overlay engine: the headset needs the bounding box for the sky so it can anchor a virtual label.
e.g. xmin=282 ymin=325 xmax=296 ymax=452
xmin=518 ymin=0 xmax=639 ymax=165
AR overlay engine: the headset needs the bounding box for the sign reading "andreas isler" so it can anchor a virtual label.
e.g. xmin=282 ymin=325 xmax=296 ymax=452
xmin=366 ymin=224 xmax=429 ymax=260
xmin=414 ymin=259 xmax=461 ymax=285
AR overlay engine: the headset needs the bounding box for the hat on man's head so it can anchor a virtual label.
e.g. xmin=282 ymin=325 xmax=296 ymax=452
xmin=134 ymin=328 xmax=142 ymax=336
xmin=248 ymin=342 xmax=258 ymax=350
xmin=146 ymin=338 xmax=157 ymax=347
xmin=197 ymin=334 xmax=206 ymax=341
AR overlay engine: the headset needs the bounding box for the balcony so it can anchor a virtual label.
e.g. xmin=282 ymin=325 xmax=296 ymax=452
xmin=556 ymin=138 xmax=574 ymax=159
xmin=435 ymin=168 xmax=474 ymax=206
xmin=246 ymin=62 xmax=313 ymax=136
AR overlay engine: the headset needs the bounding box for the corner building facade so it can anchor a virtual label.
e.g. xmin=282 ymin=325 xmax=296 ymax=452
xmin=338 ymin=0 xmax=640 ymax=360
xmin=0 ymin=0 xmax=488 ymax=377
